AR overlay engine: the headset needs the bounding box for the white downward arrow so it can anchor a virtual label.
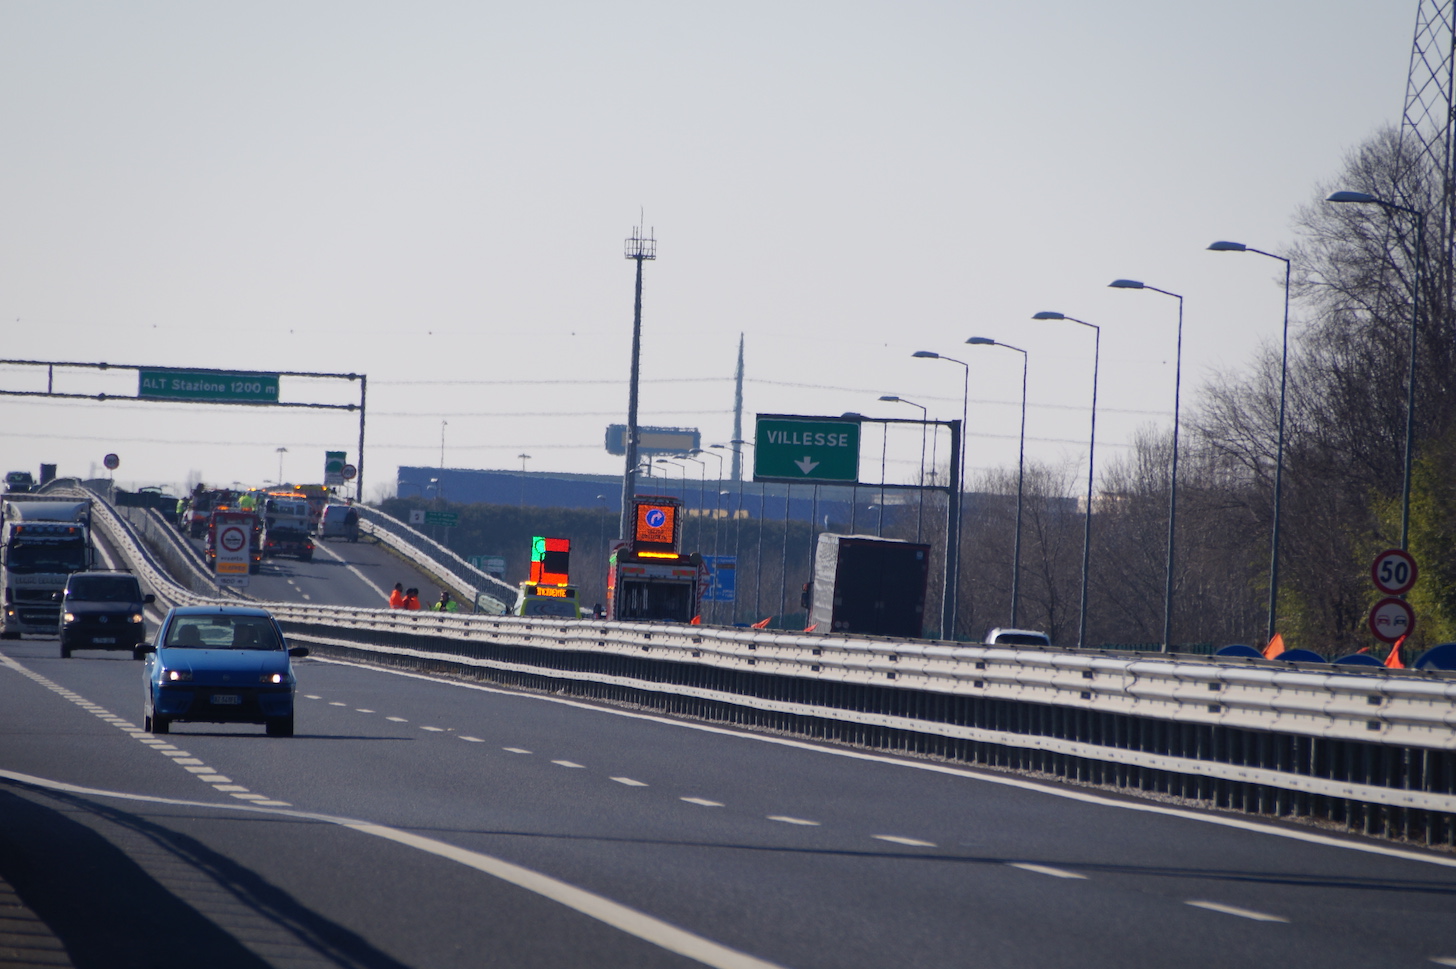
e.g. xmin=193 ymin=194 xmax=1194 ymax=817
xmin=794 ymin=456 xmax=820 ymax=474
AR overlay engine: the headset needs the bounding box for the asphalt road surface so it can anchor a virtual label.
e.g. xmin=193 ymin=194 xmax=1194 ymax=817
xmin=2 ymin=632 xmax=1455 ymax=969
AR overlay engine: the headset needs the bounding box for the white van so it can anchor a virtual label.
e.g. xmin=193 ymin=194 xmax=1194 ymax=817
xmin=318 ymin=505 xmax=360 ymax=542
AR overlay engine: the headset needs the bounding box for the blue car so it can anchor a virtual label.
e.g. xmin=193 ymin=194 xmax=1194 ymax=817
xmin=141 ymin=605 xmax=307 ymax=737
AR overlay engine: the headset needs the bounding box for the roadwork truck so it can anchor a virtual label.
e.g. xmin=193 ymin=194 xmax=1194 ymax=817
xmin=806 ymin=533 xmax=931 ymax=638
xmin=605 ymin=496 xmax=704 ymax=623
xmin=1 ymin=497 xmax=94 ymax=637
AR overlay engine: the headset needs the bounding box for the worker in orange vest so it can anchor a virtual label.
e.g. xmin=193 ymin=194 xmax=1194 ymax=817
xmin=388 ymin=583 xmax=405 ymax=609
xmin=403 ymin=587 xmax=422 ymax=611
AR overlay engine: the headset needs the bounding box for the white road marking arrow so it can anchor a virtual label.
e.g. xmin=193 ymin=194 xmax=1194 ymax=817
xmin=794 ymin=456 xmax=820 ymax=474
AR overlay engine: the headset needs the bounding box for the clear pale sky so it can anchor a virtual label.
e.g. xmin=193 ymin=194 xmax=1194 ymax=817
xmin=0 ymin=2 xmax=1414 ymax=501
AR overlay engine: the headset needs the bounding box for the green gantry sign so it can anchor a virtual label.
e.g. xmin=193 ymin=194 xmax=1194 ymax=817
xmin=138 ymin=370 xmax=280 ymax=403
xmin=424 ymin=511 xmax=459 ymax=528
xmin=753 ymin=415 xmax=861 ymax=484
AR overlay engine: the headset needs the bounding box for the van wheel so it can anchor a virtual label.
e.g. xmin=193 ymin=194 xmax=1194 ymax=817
xmin=60 ymin=643 xmax=71 ymax=659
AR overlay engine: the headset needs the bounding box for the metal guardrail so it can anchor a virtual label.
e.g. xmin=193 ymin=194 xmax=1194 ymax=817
xmin=81 ymin=484 xmax=1456 ymax=847
xmin=350 ymin=505 xmax=514 ymax=613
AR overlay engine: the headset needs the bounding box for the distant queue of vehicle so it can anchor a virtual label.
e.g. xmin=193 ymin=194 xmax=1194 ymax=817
xmin=178 ymin=484 xmax=361 ymax=569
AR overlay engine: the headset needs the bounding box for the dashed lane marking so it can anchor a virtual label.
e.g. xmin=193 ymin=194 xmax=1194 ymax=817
xmin=355 ymin=708 xmax=375 ymax=713
xmin=421 ymin=726 xmax=445 ymax=732
xmin=1430 ymin=958 xmax=1456 ymax=966
xmin=611 ymin=777 xmax=648 ymax=787
xmin=767 ymin=816 xmax=820 ymax=826
xmin=1008 ymin=863 xmax=1087 ymax=880
xmin=0 ymin=652 xmax=291 ymax=808
xmin=329 ymin=702 xmax=347 ymax=707
xmin=386 ymin=716 xmax=408 ymax=722
xmin=551 ymin=760 xmax=585 ymax=768
xmin=310 ymin=656 xmax=1456 ymax=873
xmin=460 ymin=736 xmax=485 ymax=743
xmin=1185 ymin=901 xmax=1288 ymax=923
xmin=873 ymin=835 xmax=937 ymax=848
xmin=503 ymin=747 xmax=532 ymax=754
xmin=681 ymin=797 xmax=724 ymax=808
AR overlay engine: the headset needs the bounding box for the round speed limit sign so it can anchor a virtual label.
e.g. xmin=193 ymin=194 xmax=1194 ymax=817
xmin=1370 ymin=548 xmax=1418 ymax=596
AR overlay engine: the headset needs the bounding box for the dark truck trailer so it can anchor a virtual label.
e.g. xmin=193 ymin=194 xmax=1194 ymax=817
xmin=808 ymin=534 xmax=930 ymax=638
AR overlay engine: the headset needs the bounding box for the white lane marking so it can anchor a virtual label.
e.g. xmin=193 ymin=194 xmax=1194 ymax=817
xmin=302 ymin=594 xmax=312 ymax=601
xmin=552 ymin=760 xmax=585 ymax=769
xmin=311 ymin=540 xmax=391 ymax=600
xmin=767 ymin=816 xmax=820 ymax=826
xmin=329 ymin=702 xmax=347 ymax=707
xmin=386 ymin=716 xmax=408 ymax=722
xmin=503 ymin=747 xmax=532 ymax=754
xmin=420 ymin=726 xmax=445 ymax=732
xmin=231 ymin=792 xmax=272 ymax=801
xmin=355 ymin=708 xmax=375 ymax=713
xmin=681 ymin=797 xmax=724 ymax=808
xmin=1429 ymin=958 xmax=1456 ymax=966
xmin=873 ymin=835 xmax=936 ymax=848
xmin=0 ymin=770 xmax=791 ymax=969
xmin=0 ymin=653 xmax=289 ymax=805
xmin=611 ymin=777 xmax=648 ymax=787
xmin=304 ymin=695 xmax=322 ymax=699
xmin=255 ymin=800 xmax=293 ymax=807
xmin=309 ymin=658 xmax=1456 ymax=871
xmin=1185 ymin=901 xmax=1289 ymax=923
xmin=459 ymin=736 xmax=485 ymax=743
xmin=1008 ymin=863 xmax=1087 ymax=880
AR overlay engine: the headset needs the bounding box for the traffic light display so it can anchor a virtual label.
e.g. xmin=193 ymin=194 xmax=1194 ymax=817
xmin=530 ymin=536 xmax=571 ymax=586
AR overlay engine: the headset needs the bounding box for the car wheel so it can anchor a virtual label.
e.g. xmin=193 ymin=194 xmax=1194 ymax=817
xmin=130 ymin=648 xmax=145 ymax=661
xmin=265 ymin=716 xmax=294 ymax=738
xmin=148 ymin=714 xmax=170 ymax=734
xmin=60 ymin=642 xmax=71 ymax=659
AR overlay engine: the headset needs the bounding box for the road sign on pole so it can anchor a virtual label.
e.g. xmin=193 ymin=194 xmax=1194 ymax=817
xmin=103 ymin=453 xmax=120 ymax=471
xmin=324 ymin=451 xmax=347 ymax=486
xmin=1368 ymin=596 xmax=1415 ymax=643
xmin=424 ymin=511 xmax=458 ymax=528
xmin=702 ymin=555 xmax=737 ymax=602
xmin=753 ymin=415 xmax=861 ymax=484
xmin=1370 ymin=548 xmax=1418 ymax=596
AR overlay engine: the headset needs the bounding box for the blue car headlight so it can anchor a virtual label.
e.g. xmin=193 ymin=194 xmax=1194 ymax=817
xmin=259 ymin=673 xmax=287 ymax=684
xmin=165 ymin=670 xmax=192 ymax=682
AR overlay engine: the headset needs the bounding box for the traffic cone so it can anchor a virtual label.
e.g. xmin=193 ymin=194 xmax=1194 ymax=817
xmin=751 ymin=617 xmax=773 ymax=629
xmin=1262 ymin=633 xmax=1286 ymax=659
xmin=1386 ymin=635 xmax=1406 ymax=670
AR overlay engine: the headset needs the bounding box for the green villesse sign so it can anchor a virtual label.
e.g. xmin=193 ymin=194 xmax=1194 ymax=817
xmin=753 ymin=415 xmax=861 ymax=484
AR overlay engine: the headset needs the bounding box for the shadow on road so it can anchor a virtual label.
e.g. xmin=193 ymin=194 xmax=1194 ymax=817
xmin=0 ymin=784 xmax=411 ymax=969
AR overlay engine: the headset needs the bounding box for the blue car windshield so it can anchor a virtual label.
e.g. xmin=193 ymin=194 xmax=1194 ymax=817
xmin=165 ymin=615 xmax=282 ymax=650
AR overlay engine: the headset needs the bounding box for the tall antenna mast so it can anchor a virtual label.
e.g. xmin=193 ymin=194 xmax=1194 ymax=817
xmin=1399 ymin=0 xmax=1456 ymax=294
xmin=619 ymin=221 xmax=657 ymax=540
xmin=731 ymin=334 xmax=745 ymax=482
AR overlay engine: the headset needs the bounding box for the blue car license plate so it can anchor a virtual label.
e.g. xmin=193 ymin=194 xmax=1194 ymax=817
xmin=92 ymin=637 xmax=115 ymax=644
xmin=211 ymin=694 xmax=242 ymax=705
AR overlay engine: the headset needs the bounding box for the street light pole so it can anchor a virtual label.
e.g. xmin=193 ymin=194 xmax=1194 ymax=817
xmin=912 ymin=351 xmax=970 ymax=640
xmin=1030 ymin=313 xmax=1100 ymax=648
xmin=275 ymin=447 xmax=288 ymax=486
xmin=1207 ymin=241 xmax=1292 ymax=644
xmin=878 ymin=395 xmax=928 ymax=541
xmin=620 ymin=224 xmax=657 ymax=540
xmin=967 ymin=338 xmax=1028 ymax=627
xmin=1109 ymin=279 xmax=1184 ymax=652
xmin=1325 ymin=191 xmax=1425 ymax=554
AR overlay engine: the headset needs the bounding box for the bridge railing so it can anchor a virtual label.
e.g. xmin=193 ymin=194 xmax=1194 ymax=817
xmin=84 ymin=483 xmax=1456 ymax=848
xmin=349 ymin=504 xmax=514 ymax=613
